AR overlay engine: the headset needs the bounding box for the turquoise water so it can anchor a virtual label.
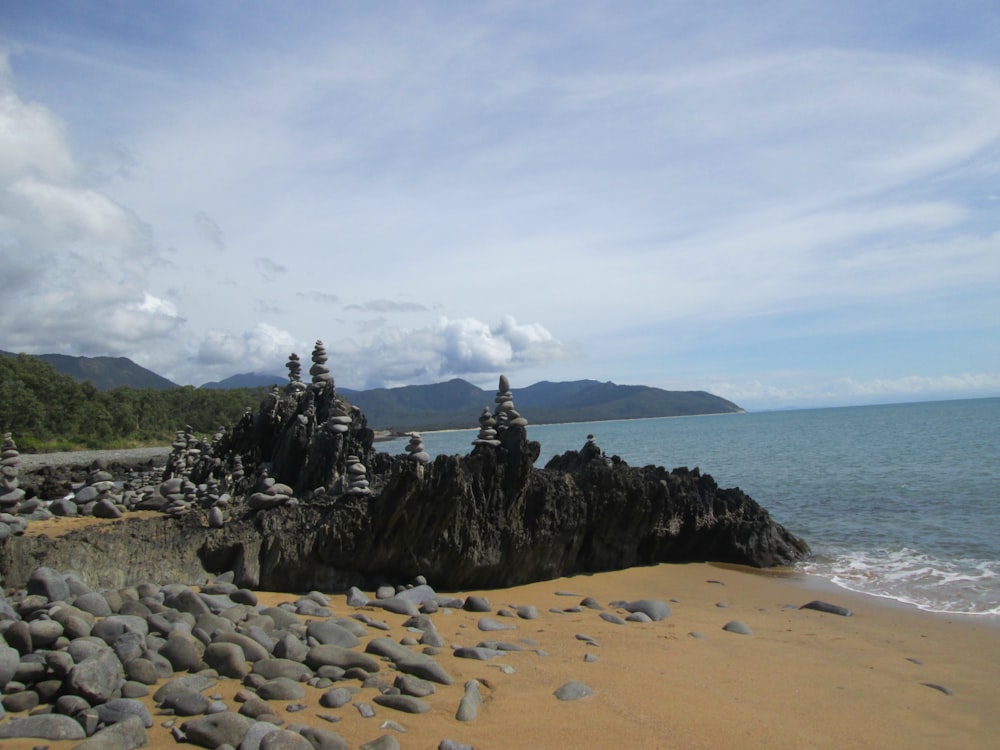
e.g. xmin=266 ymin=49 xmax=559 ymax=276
xmin=380 ymin=397 xmax=1000 ymax=616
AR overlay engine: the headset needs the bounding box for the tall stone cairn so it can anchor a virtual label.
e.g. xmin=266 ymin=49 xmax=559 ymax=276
xmin=309 ymin=340 xmax=334 ymax=387
xmin=286 ymin=353 xmax=306 ymax=393
xmin=345 ymin=455 xmax=371 ymax=495
xmin=0 ymin=433 xmax=25 ymax=510
xmin=472 ymin=407 xmax=501 ymax=447
xmin=493 ymin=374 xmax=528 ymax=430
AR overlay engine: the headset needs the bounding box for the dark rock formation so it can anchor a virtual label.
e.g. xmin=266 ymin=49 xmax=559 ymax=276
xmin=0 ymin=367 xmax=809 ymax=592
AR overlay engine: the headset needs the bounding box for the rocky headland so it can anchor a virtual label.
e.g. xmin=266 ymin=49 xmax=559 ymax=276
xmin=0 ymin=344 xmax=808 ymax=592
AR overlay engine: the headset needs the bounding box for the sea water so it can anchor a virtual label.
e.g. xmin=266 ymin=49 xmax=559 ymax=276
xmin=381 ymin=397 xmax=1000 ymax=617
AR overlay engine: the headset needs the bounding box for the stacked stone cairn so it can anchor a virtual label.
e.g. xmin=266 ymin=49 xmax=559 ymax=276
xmin=83 ymin=465 xmax=124 ymax=519
xmin=325 ymin=402 xmax=352 ymax=435
xmin=0 ymin=434 xmax=28 ymax=539
xmin=492 ymin=374 xmax=528 ymax=430
xmin=472 ymin=407 xmax=501 ymax=448
xmin=345 ymin=455 xmax=371 ymax=495
xmin=309 ymin=340 xmax=333 ymax=387
xmin=156 ymin=477 xmax=199 ymax=517
xmin=248 ymin=472 xmax=295 ymax=510
xmin=403 ymin=433 xmax=431 ymax=463
xmin=285 ymin=353 xmax=306 ymax=393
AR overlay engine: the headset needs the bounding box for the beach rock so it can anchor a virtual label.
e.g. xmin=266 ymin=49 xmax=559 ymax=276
xmin=306 ymin=645 xmax=380 ymax=673
xmin=0 ymin=713 xmax=87 ymax=740
xmin=73 ymin=714 xmax=148 ymax=750
xmin=261 ymin=728 xmax=315 ymax=750
xmin=67 ymin=647 xmax=125 ymax=703
xmin=372 ymin=693 xmax=431 ymax=714
xmin=394 ymin=673 xmax=436 ymax=697
xmin=95 ymin=697 xmax=154 ymax=727
xmin=319 ymin=687 xmax=355 ymax=708
xmin=161 ymin=688 xmax=211 ymax=716
xmin=181 ymin=711 xmax=256 ymax=749
xmin=554 ymin=681 xmax=594 ymax=701
xmin=456 ymin=679 xmax=483 ymax=721
xmin=365 ymin=637 xmax=453 ymax=684
xmin=800 ymin=600 xmax=853 ymax=617
xmin=722 ymin=620 xmax=753 ymax=635
xmin=622 ymin=599 xmax=671 ymax=621
xmin=300 ymin=726 xmax=351 ymax=750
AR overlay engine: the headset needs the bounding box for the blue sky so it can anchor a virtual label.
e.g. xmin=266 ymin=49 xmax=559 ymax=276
xmin=1 ymin=1 xmax=998 ymax=409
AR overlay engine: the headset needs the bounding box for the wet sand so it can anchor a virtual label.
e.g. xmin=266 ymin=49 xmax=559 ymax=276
xmin=3 ymin=561 xmax=997 ymax=749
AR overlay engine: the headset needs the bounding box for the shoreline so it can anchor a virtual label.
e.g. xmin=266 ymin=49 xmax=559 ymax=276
xmin=2 ymin=561 xmax=997 ymax=750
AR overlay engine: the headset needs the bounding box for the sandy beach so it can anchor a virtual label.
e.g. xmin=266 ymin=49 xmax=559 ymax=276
xmin=2 ymin=560 xmax=997 ymax=750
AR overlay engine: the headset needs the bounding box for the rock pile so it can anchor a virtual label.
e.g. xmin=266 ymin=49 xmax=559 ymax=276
xmin=309 ymin=340 xmax=333 ymax=387
xmin=345 ymin=456 xmax=371 ymax=496
xmin=285 ymin=353 xmax=305 ymax=393
xmin=471 ymin=408 xmax=501 ymax=448
xmin=492 ymin=375 xmax=527 ymax=430
xmin=403 ymin=433 xmax=430 ymax=464
xmin=248 ymin=474 xmax=295 ymax=510
xmin=0 ymin=434 xmax=24 ymax=510
xmin=0 ymin=563 xmax=687 ymax=747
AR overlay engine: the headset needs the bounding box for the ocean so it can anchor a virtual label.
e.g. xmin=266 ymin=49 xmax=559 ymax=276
xmin=380 ymin=396 xmax=1000 ymax=618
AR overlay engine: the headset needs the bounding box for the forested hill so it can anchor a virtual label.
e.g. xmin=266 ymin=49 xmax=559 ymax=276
xmin=1 ymin=351 xmax=743 ymax=448
xmin=0 ymin=350 xmax=177 ymax=390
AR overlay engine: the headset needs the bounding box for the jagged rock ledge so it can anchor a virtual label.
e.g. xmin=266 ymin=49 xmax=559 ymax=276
xmin=0 ymin=362 xmax=809 ymax=592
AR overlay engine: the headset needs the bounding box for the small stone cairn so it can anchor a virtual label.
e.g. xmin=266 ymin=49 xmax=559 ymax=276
xmin=248 ymin=472 xmax=295 ymax=510
xmin=493 ymin=374 xmax=528 ymax=430
xmin=0 ymin=433 xmax=24 ymax=510
xmin=472 ymin=407 xmax=501 ymax=447
xmin=286 ymin=353 xmax=306 ymax=393
xmin=345 ymin=455 xmax=371 ymax=495
xmin=309 ymin=340 xmax=334 ymax=387
xmin=0 ymin=434 xmax=28 ymax=539
xmin=403 ymin=433 xmax=431 ymax=463
xmin=326 ymin=402 xmax=352 ymax=435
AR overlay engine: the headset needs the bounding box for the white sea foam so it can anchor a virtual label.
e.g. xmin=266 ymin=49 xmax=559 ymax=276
xmin=800 ymin=547 xmax=1000 ymax=616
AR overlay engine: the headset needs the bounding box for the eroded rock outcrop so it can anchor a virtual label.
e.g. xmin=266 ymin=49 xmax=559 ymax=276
xmin=0 ymin=369 xmax=809 ymax=592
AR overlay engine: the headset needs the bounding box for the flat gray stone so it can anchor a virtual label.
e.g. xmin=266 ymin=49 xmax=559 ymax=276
xmin=554 ymin=681 xmax=594 ymax=701
xmin=372 ymin=694 xmax=431 ymax=714
xmin=365 ymin=637 xmax=453 ymax=685
xmin=307 ymin=620 xmax=360 ymax=648
xmin=306 ymin=644 xmax=380 ymax=673
xmin=0 ymin=713 xmax=86 ymax=740
xmin=181 ymin=711 xmax=256 ymax=749
xmin=257 ymin=677 xmax=306 ymax=701
xmin=456 ymin=680 xmax=482 ymax=721
xmin=622 ymin=599 xmax=671 ymax=621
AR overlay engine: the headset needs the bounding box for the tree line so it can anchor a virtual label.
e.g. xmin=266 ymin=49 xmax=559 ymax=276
xmin=0 ymin=354 xmax=265 ymax=452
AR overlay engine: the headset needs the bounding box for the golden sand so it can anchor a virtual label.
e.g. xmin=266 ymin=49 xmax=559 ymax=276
xmin=2 ymin=562 xmax=997 ymax=750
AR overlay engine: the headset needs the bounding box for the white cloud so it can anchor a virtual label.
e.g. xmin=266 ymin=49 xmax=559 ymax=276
xmin=325 ymin=316 xmax=569 ymax=388
xmin=0 ymin=58 xmax=184 ymax=357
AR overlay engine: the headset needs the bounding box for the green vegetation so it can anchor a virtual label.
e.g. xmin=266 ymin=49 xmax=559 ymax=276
xmin=0 ymin=354 xmax=263 ymax=452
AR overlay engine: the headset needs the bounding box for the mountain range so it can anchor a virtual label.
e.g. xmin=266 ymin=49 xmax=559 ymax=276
xmin=3 ymin=352 xmax=743 ymax=430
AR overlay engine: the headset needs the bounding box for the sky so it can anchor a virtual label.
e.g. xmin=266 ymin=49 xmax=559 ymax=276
xmin=1 ymin=1 xmax=998 ymax=410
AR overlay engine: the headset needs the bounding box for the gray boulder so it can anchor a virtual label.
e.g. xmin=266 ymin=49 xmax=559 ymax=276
xmin=180 ymin=711 xmax=256 ymax=749
xmin=67 ymin=647 xmax=124 ymax=704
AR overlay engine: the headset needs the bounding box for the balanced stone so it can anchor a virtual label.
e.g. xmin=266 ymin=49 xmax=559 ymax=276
xmin=403 ymin=433 xmax=431 ymax=463
xmin=491 ymin=374 xmax=528 ymax=430
xmin=285 ymin=353 xmax=306 ymax=393
xmin=345 ymin=456 xmax=371 ymax=496
xmin=472 ymin=407 xmax=501 ymax=447
xmin=309 ymin=340 xmax=334 ymax=386
xmin=0 ymin=433 xmax=24 ymax=508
